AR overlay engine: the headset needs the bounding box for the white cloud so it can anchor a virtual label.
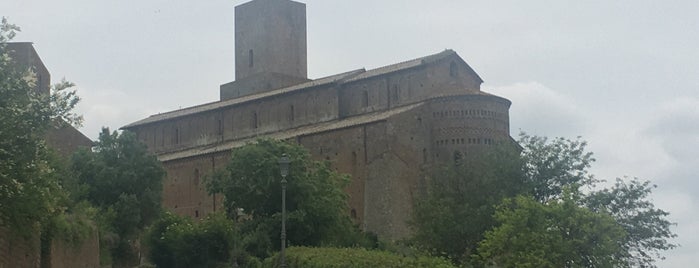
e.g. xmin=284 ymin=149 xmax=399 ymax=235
xmin=488 ymin=81 xmax=587 ymax=138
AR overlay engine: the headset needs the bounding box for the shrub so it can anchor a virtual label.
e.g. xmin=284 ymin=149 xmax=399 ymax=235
xmin=146 ymin=212 xmax=236 ymax=268
xmin=262 ymin=246 xmax=456 ymax=268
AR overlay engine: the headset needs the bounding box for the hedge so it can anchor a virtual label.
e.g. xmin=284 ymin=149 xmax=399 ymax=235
xmin=261 ymin=246 xmax=456 ymax=268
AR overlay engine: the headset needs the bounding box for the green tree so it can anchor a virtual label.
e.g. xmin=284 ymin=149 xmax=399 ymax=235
xmin=585 ymin=178 xmax=677 ymax=267
xmin=519 ymin=134 xmax=676 ymax=267
xmin=70 ymin=129 xmax=165 ymax=267
xmin=410 ymin=144 xmax=526 ymax=263
xmin=411 ymin=133 xmax=676 ymax=267
xmin=476 ymin=193 xmax=627 ymax=268
xmin=207 ymin=138 xmax=372 ymax=259
xmin=0 ymin=17 xmax=81 ymax=236
xmin=518 ymin=134 xmax=596 ymax=203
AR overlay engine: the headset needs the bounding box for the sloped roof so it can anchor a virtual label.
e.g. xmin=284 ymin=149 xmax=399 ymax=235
xmin=123 ymin=49 xmax=468 ymax=129
xmin=344 ymin=49 xmax=458 ymax=83
xmin=157 ymin=102 xmax=424 ymax=162
xmin=123 ymin=68 xmax=364 ymax=128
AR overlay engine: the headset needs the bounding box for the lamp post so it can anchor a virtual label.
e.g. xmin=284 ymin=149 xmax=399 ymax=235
xmin=278 ymin=154 xmax=290 ymax=268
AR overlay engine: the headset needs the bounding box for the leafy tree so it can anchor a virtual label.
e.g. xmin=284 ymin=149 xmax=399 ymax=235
xmin=207 ymin=138 xmax=373 ymax=259
xmin=0 ymin=17 xmax=81 ymax=236
xmin=518 ymin=133 xmax=596 ymax=203
xmin=477 ymin=193 xmax=627 ymax=268
xmin=410 ymin=144 xmax=526 ymax=263
xmin=519 ymin=134 xmax=676 ymax=267
xmin=411 ymin=133 xmax=676 ymax=267
xmin=70 ymin=129 xmax=165 ymax=267
xmin=585 ymin=178 xmax=677 ymax=267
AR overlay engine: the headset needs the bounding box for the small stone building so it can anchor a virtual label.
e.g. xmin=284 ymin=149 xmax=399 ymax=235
xmin=123 ymin=0 xmax=513 ymax=240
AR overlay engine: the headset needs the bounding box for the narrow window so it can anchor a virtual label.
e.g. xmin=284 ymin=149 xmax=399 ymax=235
xmin=362 ymin=90 xmax=369 ymax=107
xmin=252 ymin=112 xmax=258 ymax=129
xmin=351 ymin=151 xmax=357 ymax=166
xmin=195 ymin=210 xmax=199 ymax=218
xmin=392 ymin=85 xmax=399 ymax=102
xmin=422 ymin=148 xmax=427 ymax=163
xmin=174 ymin=128 xmax=179 ymax=144
xmin=290 ymin=105 xmax=295 ymax=121
xmin=249 ymin=49 xmax=254 ymax=68
xmin=218 ymin=119 xmax=223 ymax=136
xmin=351 ymin=209 xmax=357 ymax=219
xmin=194 ymin=168 xmax=200 ymax=186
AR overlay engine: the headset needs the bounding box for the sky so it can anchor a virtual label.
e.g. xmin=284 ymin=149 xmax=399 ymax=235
xmin=3 ymin=0 xmax=698 ymax=266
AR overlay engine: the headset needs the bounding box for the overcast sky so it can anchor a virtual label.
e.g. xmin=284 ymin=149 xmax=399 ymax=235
xmin=3 ymin=0 xmax=697 ymax=266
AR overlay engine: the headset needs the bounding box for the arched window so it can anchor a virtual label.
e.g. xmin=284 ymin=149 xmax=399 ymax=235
xmin=351 ymin=209 xmax=357 ymax=219
xmin=422 ymin=148 xmax=427 ymax=163
xmin=453 ymin=151 xmax=463 ymax=166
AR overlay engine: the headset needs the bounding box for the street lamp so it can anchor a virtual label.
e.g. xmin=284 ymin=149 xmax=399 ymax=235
xmin=278 ymin=154 xmax=291 ymax=268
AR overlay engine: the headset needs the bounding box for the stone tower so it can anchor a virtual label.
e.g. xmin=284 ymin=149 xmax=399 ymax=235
xmin=221 ymin=0 xmax=309 ymax=100
xmin=5 ymin=42 xmax=51 ymax=96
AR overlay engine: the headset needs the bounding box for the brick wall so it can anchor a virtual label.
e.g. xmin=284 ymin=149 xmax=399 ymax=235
xmin=0 ymin=226 xmax=40 ymax=268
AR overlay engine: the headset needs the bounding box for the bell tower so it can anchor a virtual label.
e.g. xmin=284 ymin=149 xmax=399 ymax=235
xmin=221 ymin=0 xmax=309 ymax=100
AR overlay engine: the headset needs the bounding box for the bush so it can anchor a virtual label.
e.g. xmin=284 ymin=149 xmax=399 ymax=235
xmin=146 ymin=212 xmax=236 ymax=268
xmin=262 ymin=247 xmax=456 ymax=268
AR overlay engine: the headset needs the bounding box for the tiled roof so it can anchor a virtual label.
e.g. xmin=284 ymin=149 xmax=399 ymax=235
xmin=157 ymin=102 xmax=424 ymax=161
xmin=122 ymin=49 xmax=458 ymax=129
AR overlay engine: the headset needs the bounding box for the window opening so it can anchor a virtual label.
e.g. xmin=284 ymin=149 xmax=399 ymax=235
xmin=290 ymin=105 xmax=295 ymax=121
xmin=249 ymin=49 xmax=254 ymax=68
xmin=252 ymin=112 xmax=258 ymax=129
xmin=194 ymin=168 xmax=200 ymax=186
xmin=174 ymin=128 xmax=179 ymax=145
xmin=454 ymin=151 xmax=463 ymax=165
xmin=218 ymin=119 xmax=223 ymax=136
xmin=362 ymin=90 xmax=369 ymax=107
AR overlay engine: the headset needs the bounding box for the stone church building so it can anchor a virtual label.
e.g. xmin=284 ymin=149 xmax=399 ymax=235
xmin=123 ymin=0 xmax=513 ymax=240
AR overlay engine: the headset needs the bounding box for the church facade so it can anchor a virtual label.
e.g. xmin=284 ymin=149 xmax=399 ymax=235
xmin=123 ymin=0 xmax=512 ymax=240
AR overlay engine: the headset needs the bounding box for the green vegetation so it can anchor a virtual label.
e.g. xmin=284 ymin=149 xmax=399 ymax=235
xmin=147 ymin=212 xmax=236 ymax=268
xmin=207 ymin=138 xmax=376 ymax=261
xmin=0 ymin=17 xmax=82 ymax=237
xmin=477 ymin=194 xmax=626 ymax=268
xmin=71 ymin=129 xmax=165 ymax=267
xmin=410 ymin=143 xmax=526 ymax=263
xmin=410 ymin=133 xmax=676 ymax=267
xmin=263 ymin=247 xmax=456 ymax=268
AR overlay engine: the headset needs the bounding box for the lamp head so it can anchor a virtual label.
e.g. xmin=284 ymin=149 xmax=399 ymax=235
xmin=278 ymin=153 xmax=290 ymax=177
